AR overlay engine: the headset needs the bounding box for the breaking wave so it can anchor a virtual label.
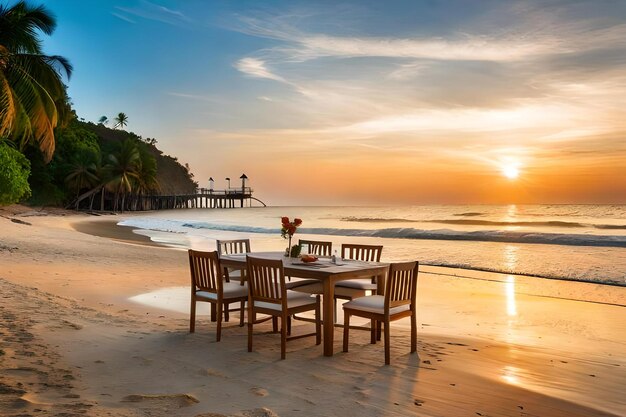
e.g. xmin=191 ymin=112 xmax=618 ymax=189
xmin=342 ymin=217 xmax=626 ymax=230
xmin=179 ymin=221 xmax=626 ymax=248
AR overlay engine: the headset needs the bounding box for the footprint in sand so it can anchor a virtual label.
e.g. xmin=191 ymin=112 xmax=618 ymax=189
xmin=250 ymin=387 xmax=269 ymax=397
xmin=242 ymin=408 xmax=280 ymax=417
xmin=200 ymin=368 xmax=227 ymax=378
xmin=122 ymin=393 xmax=199 ymax=408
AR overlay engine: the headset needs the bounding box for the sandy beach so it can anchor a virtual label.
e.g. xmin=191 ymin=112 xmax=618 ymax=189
xmin=1 ymin=207 xmax=624 ymax=417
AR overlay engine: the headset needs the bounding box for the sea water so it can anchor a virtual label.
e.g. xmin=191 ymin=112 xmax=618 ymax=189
xmin=119 ymin=205 xmax=626 ymax=286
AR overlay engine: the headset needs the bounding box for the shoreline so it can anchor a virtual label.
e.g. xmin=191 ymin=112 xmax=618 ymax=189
xmin=1 ymin=210 xmax=625 ymax=416
xmin=76 ymin=216 xmax=626 ymax=293
xmin=72 ymin=218 xmax=163 ymax=247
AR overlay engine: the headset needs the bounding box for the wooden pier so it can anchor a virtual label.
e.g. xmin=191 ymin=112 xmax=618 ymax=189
xmin=137 ymin=187 xmax=266 ymax=210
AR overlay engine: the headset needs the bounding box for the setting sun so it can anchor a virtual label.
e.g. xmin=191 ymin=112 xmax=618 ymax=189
xmin=502 ymin=165 xmax=520 ymax=179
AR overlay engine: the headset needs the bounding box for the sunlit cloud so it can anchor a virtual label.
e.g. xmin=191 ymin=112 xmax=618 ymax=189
xmin=292 ymin=34 xmax=556 ymax=62
xmin=234 ymin=57 xmax=286 ymax=82
xmin=336 ymin=105 xmax=579 ymax=135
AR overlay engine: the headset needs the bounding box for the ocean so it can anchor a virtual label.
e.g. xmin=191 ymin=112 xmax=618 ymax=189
xmin=119 ymin=205 xmax=626 ymax=286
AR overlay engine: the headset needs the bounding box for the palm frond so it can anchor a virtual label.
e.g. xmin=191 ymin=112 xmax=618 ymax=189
xmin=0 ymin=1 xmax=56 ymax=53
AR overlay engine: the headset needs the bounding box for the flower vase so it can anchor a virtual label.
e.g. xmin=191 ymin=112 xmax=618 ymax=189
xmin=286 ymin=236 xmax=292 ymax=263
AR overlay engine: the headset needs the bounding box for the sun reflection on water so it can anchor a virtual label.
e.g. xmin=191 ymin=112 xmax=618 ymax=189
xmin=505 ymin=275 xmax=517 ymax=317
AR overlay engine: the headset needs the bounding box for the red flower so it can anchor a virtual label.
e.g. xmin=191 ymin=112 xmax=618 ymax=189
xmin=280 ymin=216 xmax=303 ymax=239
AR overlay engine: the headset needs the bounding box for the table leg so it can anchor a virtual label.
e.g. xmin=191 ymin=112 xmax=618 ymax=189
xmin=323 ymin=278 xmax=335 ymax=356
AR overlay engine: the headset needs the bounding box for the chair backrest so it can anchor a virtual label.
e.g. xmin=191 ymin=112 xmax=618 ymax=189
xmin=246 ymin=256 xmax=286 ymax=308
xmin=188 ymin=249 xmax=223 ymax=295
xmin=385 ymin=261 xmax=419 ymax=310
xmin=216 ymin=239 xmax=251 ymax=255
xmin=341 ymin=243 xmax=383 ymax=262
xmin=299 ymin=239 xmax=332 ymax=257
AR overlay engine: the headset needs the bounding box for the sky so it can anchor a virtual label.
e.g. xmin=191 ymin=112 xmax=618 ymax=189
xmin=40 ymin=0 xmax=626 ymax=205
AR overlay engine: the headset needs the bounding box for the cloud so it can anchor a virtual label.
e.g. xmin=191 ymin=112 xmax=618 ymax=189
xmin=111 ymin=12 xmax=136 ymax=24
xmin=115 ymin=0 xmax=190 ymax=26
xmin=167 ymin=92 xmax=220 ymax=103
xmin=234 ymin=57 xmax=286 ymax=82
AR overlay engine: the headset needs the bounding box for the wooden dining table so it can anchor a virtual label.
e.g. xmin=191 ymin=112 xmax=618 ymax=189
xmin=219 ymin=251 xmax=389 ymax=356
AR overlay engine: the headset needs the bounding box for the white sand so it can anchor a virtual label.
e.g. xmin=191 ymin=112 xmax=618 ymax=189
xmin=0 ymin=206 xmax=624 ymax=417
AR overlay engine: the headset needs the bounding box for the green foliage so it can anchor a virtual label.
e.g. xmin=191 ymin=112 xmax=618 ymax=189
xmin=290 ymin=244 xmax=302 ymax=258
xmin=52 ymin=119 xmax=100 ymax=187
xmin=0 ymin=1 xmax=73 ymax=162
xmin=0 ymin=141 xmax=31 ymax=205
xmin=24 ymin=145 xmax=63 ymax=205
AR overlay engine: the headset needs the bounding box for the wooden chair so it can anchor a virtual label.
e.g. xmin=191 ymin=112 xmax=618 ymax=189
xmin=216 ymin=239 xmax=250 ymax=322
xmin=299 ymin=239 xmax=333 ymax=257
xmin=293 ymin=243 xmax=384 ymax=324
xmin=246 ymin=256 xmax=321 ymax=359
xmin=188 ymin=250 xmax=248 ymax=341
xmin=343 ymin=261 xmax=419 ymax=365
xmin=216 ymin=239 xmax=250 ymax=282
xmin=334 ymin=243 xmax=384 ymax=303
xmin=285 ymin=239 xmax=334 ymax=290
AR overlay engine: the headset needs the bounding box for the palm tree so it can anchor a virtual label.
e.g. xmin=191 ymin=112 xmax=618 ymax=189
xmin=98 ymin=115 xmax=108 ymax=125
xmin=65 ymin=155 xmax=98 ymax=209
xmin=0 ymin=1 xmax=72 ymax=162
xmin=114 ymin=112 xmax=128 ymax=129
xmin=105 ymin=139 xmax=139 ymax=212
xmin=132 ymin=149 xmax=159 ymax=210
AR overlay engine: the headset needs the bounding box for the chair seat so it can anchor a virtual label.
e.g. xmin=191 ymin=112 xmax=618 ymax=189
xmin=225 ymin=269 xmax=244 ymax=281
xmin=254 ymin=291 xmax=316 ymax=311
xmin=285 ymin=278 xmax=320 ymax=289
xmin=343 ymin=295 xmax=410 ymax=315
xmin=196 ymin=282 xmax=248 ymax=301
xmin=335 ymin=278 xmax=377 ymax=290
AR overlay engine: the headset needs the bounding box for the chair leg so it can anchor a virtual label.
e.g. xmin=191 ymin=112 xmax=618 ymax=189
xmin=377 ymin=320 xmax=382 ymax=341
xmin=239 ymin=301 xmax=245 ymax=327
xmin=343 ymin=312 xmax=350 ymax=352
xmin=370 ymin=319 xmax=376 ymax=344
xmin=272 ymin=317 xmax=278 ymax=333
xmin=281 ymin=313 xmax=287 ymax=360
xmin=315 ymin=295 xmax=321 ymax=345
xmin=384 ymin=320 xmax=391 ymax=365
xmin=247 ymin=303 xmax=253 ymax=352
xmin=287 ymin=315 xmax=292 ymax=336
xmin=224 ymin=302 xmax=230 ymax=322
xmin=189 ymin=297 xmax=196 ymax=333
xmin=210 ymin=303 xmax=216 ymax=322
xmin=216 ymin=302 xmax=223 ymax=342
xmin=410 ymin=310 xmax=417 ymax=353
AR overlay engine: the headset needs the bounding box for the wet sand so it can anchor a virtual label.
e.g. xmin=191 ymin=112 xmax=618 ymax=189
xmin=72 ymin=218 xmax=161 ymax=247
xmin=0 ymin=207 xmax=624 ymax=416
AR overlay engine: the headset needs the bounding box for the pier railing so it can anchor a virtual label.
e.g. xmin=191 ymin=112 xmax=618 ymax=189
xmin=197 ymin=187 xmax=253 ymax=196
xmin=135 ymin=187 xmax=265 ymax=210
